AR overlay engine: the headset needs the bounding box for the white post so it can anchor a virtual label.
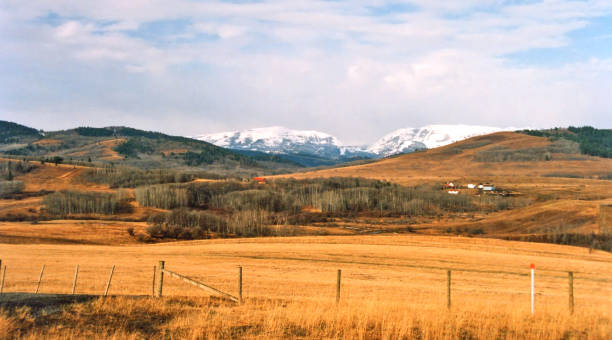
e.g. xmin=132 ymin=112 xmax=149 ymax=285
xmin=530 ymin=263 xmax=535 ymax=315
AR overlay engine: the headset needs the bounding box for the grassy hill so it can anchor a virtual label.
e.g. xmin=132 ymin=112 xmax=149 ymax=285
xmin=519 ymin=126 xmax=612 ymax=158
xmin=0 ymin=120 xmax=43 ymax=151
xmin=276 ymin=131 xmax=612 ymax=182
xmin=272 ymin=131 xmax=612 ymax=242
xmin=0 ymin=123 xmax=301 ymax=175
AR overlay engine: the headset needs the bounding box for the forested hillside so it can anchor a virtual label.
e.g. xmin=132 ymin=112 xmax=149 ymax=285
xmin=0 ymin=120 xmax=42 ymax=144
xmin=520 ymin=126 xmax=611 ymax=158
xmin=0 ymin=123 xmax=300 ymax=174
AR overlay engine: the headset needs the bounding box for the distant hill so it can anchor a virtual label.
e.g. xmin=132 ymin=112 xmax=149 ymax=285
xmin=275 ymin=131 xmax=612 ymax=183
xmin=194 ymin=124 xmax=516 ymax=165
xmin=0 ymin=123 xmax=301 ymax=174
xmin=519 ymin=126 xmax=612 ymax=158
xmin=272 ymin=131 xmax=612 ymax=237
xmin=195 ymin=126 xmax=376 ymax=166
xmin=0 ymin=120 xmax=43 ymax=144
xmin=366 ymin=124 xmax=510 ymax=156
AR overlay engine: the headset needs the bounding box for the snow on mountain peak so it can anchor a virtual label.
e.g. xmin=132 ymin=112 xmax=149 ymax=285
xmin=194 ymin=124 xmax=514 ymax=160
xmin=194 ymin=126 xmax=343 ymax=156
xmin=367 ymin=124 xmax=508 ymax=156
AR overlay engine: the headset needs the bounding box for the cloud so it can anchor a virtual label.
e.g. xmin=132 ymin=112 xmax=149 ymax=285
xmin=0 ymin=0 xmax=611 ymax=144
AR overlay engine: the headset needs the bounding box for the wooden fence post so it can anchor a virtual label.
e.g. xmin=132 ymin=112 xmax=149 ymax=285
xmin=336 ymin=269 xmax=341 ymax=304
xmin=569 ymin=271 xmax=574 ymax=314
xmin=72 ymin=265 xmax=79 ymax=295
xmin=0 ymin=265 xmax=5 ymax=295
xmin=152 ymin=265 xmax=156 ymax=297
xmin=35 ymin=264 xmax=45 ymax=294
xmin=447 ymin=270 xmax=451 ymax=310
xmin=238 ymin=266 xmax=243 ymax=304
xmin=156 ymin=261 xmax=165 ymax=297
xmin=104 ymin=265 xmax=115 ymax=297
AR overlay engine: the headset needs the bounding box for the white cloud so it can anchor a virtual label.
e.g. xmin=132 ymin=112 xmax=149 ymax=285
xmin=0 ymin=1 xmax=611 ymax=144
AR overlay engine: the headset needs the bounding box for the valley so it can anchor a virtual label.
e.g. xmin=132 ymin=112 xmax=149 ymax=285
xmin=0 ymin=122 xmax=610 ymax=339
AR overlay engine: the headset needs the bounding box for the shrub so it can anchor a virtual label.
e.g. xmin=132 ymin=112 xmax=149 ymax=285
xmin=138 ymin=177 xmax=528 ymax=240
xmin=521 ymin=126 xmax=612 ymax=158
xmin=83 ymin=166 xmax=223 ymax=188
xmin=0 ymin=160 xmax=37 ymax=179
xmin=0 ymin=180 xmax=25 ymax=197
xmin=145 ymin=208 xmax=275 ymax=239
xmin=467 ymin=228 xmax=485 ymax=236
xmin=134 ymin=184 xmax=189 ymax=209
xmin=213 ymin=189 xmax=299 ymax=213
xmin=43 ymin=190 xmax=132 ymax=215
xmin=146 ymin=209 xmax=225 ymax=239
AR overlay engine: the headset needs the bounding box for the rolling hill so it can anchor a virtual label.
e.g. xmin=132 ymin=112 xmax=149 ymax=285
xmin=278 ymin=131 xmax=612 ymax=182
xmin=274 ymin=131 xmax=612 ymax=239
xmin=0 ymin=122 xmax=301 ymax=174
xmin=195 ymin=126 xmax=376 ymax=166
xmin=0 ymin=120 xmax=43 ymax=150
xmin=195 ymin=124 xmax=517 ymax=165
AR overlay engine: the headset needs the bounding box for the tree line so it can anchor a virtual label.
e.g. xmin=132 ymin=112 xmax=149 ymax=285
xmin=520 ymin=126 xmax=612 ymax=158
xmin=43 ymin=190 xmax=132 ymax=215
xmin=133 ymin=178 xmax=528 ymax=240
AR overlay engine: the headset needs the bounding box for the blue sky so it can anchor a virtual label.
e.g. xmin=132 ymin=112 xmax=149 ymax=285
xmin=1 ymin=0 xmax=611 ymax=144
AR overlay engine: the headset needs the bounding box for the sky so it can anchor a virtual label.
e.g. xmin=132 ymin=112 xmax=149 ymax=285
xmin=1 ymin=0 xmax=611 ymax=145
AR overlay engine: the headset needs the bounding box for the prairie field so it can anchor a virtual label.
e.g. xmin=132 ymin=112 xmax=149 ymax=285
xmin=1 ymin=235 xmax=611 ymax=339
xmin=1 ymin=131 xmax=611 ymax=338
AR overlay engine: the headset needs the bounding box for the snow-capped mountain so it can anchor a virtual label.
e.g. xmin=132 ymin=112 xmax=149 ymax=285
xmin=194 ymin=124 xmax=514 ymax=165
xmin=367 ymin=125 xmax=507 ymax=157
xmin=194 ymin=126 xmax=365 ymax=160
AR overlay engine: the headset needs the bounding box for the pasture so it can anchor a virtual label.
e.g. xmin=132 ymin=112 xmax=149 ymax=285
xmin=1 ymin=234 xmax=611 ymax=339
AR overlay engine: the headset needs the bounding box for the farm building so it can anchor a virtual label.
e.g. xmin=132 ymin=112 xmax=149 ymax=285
xmin=466 ymin=184 xmax=476 ymax=189
xmin=253 ymin=177 xmax=266 ymax=184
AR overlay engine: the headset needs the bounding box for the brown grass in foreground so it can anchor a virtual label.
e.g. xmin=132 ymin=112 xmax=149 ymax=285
xmin=1 ymin=295 xmax=610 ymax=339
xmin=0 ymin=235 xmax=611 ymax=339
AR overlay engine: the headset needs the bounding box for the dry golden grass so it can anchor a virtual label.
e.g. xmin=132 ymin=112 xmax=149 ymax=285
xmin=9 ymin=162 xmax=105 ymax=193
xmin=0 ymin=220 xmax=147 ymax=245
xmin=270 ymin=132 xmax=612 ymax=235
xmin=275 ymin=132 xmax=612 ymax=185
xmin=1 ymin=132 xmax=611 ymax=338
xmin=0 ymin=160 xmax=168 ymax=221
xmin=1 ymin=235 xmax=611 ymax=338
xmin=31 ymin=139 xmax=61 ymax=146
xmin=3 ymin=294 xmax=611 ymax=339
xmin=161 ymin=148 xmax=188 ymax=156
xmin=60 ymin=138 xmax=126 ymax=161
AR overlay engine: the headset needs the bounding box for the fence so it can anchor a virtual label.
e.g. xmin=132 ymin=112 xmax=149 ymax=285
xmin=0 ymin=258 xmax=579 ymax=314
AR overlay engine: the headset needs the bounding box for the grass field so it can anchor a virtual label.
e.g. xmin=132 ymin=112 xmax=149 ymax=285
xmin=1 ymin=235 xmax=611 ymax=338
xmin=1 ymin=131 xmax=611 ymax=339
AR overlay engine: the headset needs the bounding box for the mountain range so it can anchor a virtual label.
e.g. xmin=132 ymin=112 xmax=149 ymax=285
xmin=194 ymin=124 xmax=513 ymax=166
